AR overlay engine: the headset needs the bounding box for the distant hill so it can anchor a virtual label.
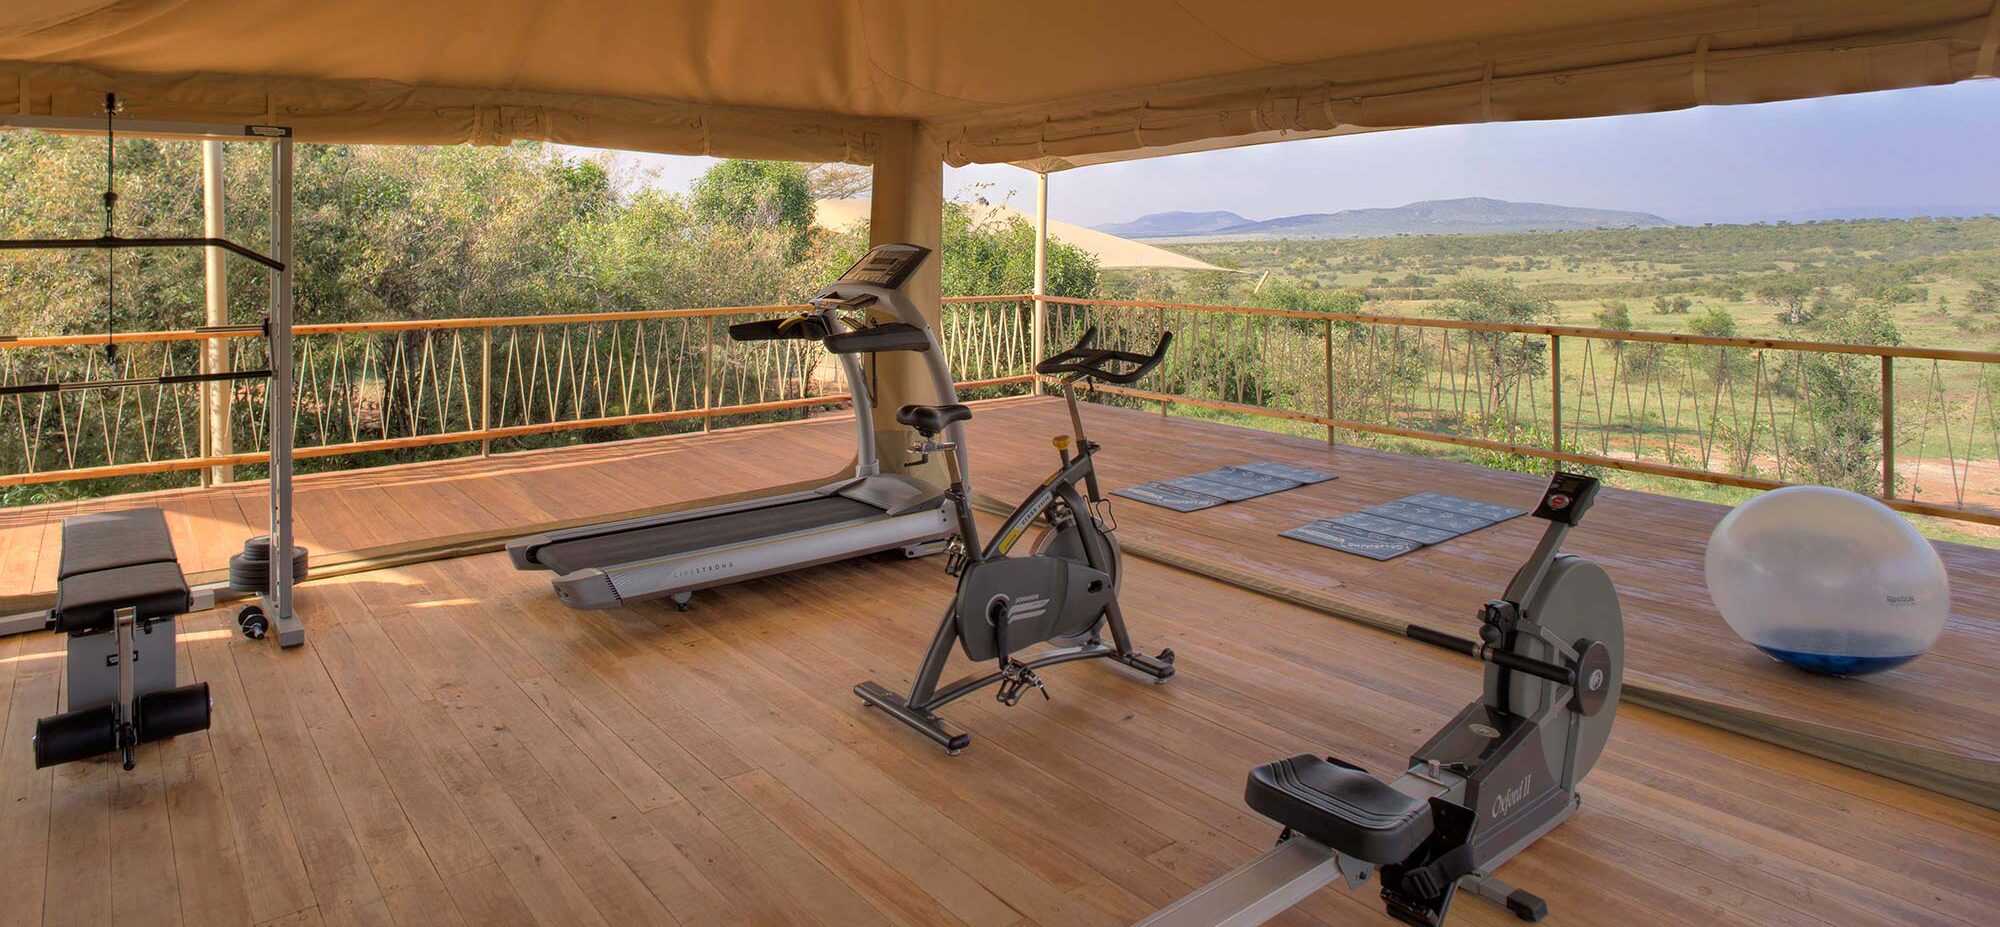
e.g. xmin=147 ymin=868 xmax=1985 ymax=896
xmin=1097 ymin=197 xmax=1676 ymax=240
xmin=1095 ymin=210 xmax=1251 ymax=238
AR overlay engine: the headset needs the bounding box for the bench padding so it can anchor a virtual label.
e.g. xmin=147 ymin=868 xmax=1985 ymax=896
xmin=52 ymin=508 xmax=189 ymax=633
xmin=59 ymin=508 xmax=178 ymax=579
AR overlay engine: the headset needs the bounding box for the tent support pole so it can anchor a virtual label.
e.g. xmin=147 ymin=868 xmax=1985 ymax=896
xmin=1033 ymin=171 xmax=1048 ymax=396
xmin=202 ymin=139 xmax=233 ymax=485
xmin=867 ymin=121 xmax=947 ymax=484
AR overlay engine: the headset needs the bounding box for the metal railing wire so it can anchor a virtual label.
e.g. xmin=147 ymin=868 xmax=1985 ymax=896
xmin=7 ymin=294 xmax=1998 ymax=528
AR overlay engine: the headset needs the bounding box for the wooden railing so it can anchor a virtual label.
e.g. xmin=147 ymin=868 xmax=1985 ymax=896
xmin=11 ymin=293 xmax=2000 ymax=528
xmin=0 ymin=302 xmax=1035 ymax=490
xmin=946 ymin=294 xmax=2000 ymax=527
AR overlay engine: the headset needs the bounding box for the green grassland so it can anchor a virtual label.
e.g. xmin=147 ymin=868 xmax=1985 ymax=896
xmin=1152 ymin=217 xmax=2000 ymax=348
xmin=1101 ymin=217 xmax=2000 ymax=545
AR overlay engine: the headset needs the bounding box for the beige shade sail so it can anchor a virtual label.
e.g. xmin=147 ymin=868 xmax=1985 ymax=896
xmin=814 ymin=199 xmax=1236 ymax=272
xmin=0 ymin=1 xmax=1995 ymax=165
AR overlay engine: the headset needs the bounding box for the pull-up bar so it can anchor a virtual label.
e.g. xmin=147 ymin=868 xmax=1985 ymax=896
xmin=0 ymin=99 xmax=307 ymax=650
xmin=0 ymin=235 xmax=285 ymax=271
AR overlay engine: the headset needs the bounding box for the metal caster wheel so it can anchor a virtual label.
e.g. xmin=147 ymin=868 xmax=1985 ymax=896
xmin=237 ymin=604 xmax=269 ymax=640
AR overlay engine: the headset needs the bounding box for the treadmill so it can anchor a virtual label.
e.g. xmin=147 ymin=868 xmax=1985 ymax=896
xmin=508 ymin=243 xmax=970 ymax=610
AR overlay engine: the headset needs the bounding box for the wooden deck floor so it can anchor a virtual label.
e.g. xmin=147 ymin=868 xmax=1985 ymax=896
xmin=0 ymin=395 xmax=1995 ymax=803
xmin=2 ymin=533 xmax=1995 ymax=927
xmin=0 ymin=414 xmax=854 ymax=607
xmin=957 ymin=400 xmax=2000 ymax=808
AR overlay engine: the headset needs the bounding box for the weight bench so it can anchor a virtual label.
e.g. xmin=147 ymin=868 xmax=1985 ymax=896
xmin=35 ymin=508 xmax=212 ymax=770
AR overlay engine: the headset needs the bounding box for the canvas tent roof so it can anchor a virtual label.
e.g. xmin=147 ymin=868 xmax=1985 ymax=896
xmin=814 ymin=199 xmax=1236 ymax=272
xmin=1 ymin=1 xmax=1995 ymax=167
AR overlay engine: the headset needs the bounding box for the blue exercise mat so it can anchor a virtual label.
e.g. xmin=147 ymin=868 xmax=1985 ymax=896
xmin=1235 ymin=461 xmax=1336 ymax=484
xmin=1362 ymin=500 xmax=1496 ymax=536
xmin=1330 ymin=511 xmax=1459 ymax=545
xmin=1114 ymin=460 xmax=1336 ymax=511
xmin=1188 ymin=466 xmax=1304 ymax=497
xmin=1287 ymin=490 xmax=1526 ymax=560
xmin=1113 ymin=482 xmax=1229 ymax=512
xmin=1402 ymin=492 xmax=1525 ymax=522
xmin=1281 ymin=521 xmax=1422 ymax=561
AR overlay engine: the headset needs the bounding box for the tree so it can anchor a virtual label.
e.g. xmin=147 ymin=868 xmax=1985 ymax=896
xmin=0 ymin=138 xmax=847 ymax=501
xmin=1594 ymin=300 xmax=1633 ymax=330
xmin=1687 ymin=305 xmax=1737 ymax=338
xmin=1754 ymin=275 xmax=1816 ymax=324
xmin=1433 ymin=277 xmax=1556 ymax=413
xmin=804 ymin=162 xmax=871 ymax=200
xmin=813 ymin=197 xmax=1100 ymax=300
xmin=689 ymin=159 xmax=815 ymax=257
xmin=1788 ymin=299 xmax=1901 ymax=492
xmin=1650 ymin=294 xmax=1692 ymax=314
xmin=1969 ymin=278 xmax=2000 ymax=314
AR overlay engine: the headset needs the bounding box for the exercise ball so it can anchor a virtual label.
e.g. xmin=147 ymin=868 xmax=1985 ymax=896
xmin=1704 ymin=486 xmax=1949 ymax=676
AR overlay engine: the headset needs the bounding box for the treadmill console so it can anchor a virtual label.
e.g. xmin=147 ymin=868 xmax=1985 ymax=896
xmin=837 ymin=243 xmax=932 ymax=289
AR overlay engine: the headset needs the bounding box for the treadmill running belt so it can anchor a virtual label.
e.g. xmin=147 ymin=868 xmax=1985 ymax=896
xmin=533 ymin=496 xmax=883 ymax=577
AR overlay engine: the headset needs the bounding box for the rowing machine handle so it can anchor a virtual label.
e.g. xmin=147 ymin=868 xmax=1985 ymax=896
xmin=1404 ymin=623 xmax=1575 ymax=686
xmin=1033 ymin=326 xmax=1174 ymax=384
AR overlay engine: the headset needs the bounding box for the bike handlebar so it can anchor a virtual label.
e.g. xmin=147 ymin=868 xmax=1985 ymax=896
xmin=1033 ymin=327 xmax=1174 ymax=384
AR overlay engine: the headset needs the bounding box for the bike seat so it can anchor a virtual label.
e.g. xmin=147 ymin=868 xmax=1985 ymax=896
xmin=1246 ymin=754 xmax=1434 ymax=865
xmin=897 ymin=403 xmax=972 ymax=436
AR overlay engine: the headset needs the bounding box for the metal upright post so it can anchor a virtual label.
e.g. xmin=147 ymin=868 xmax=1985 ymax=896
xmin=702 ymin=320 xmax=715 ymax=432
xmin=1159 ymin=305 xmax=1169 ymax=419
xmin=480 ymin=326 xmax=493 ymax=456
xmin=1550 ymin=334 xmax=1563 ymax=456
xmin=1323 ymin=319 xmax=1335 ymax=446
xmin=268 ymin=136 xmax=304 ymax=648
xmin=1032 ymin=172 xmax=1048 ymax=395
xmin=1881 ymin=355 xmax=1895 ymax=497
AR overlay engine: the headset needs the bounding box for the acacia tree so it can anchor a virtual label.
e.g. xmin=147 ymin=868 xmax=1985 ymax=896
xmin=1432 ymin=277 xmax=1556 ymax=415
xmin=1788 ymin=299 xmax=1900 ymax=493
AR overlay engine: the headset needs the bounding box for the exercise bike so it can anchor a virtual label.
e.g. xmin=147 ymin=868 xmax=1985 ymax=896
xmin=855 ymin=327 xmax=1178 ymax=753
xmin=1136 ymin=471 xmax=1622 ymax=927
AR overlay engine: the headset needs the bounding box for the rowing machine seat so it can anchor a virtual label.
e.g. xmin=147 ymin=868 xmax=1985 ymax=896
xmin=1246 ymin=754 xmax=1434 ymax=865
xmin=897 ymin=403 xmax=972 ymax=436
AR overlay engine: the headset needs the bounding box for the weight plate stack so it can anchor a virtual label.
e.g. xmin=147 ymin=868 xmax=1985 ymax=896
xmin=227 ymin=535 xmax=311 ymax=592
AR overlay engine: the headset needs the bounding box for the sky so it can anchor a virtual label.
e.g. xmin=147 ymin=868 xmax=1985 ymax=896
xmin=575 ymin=79 xmax=2000 ymax=228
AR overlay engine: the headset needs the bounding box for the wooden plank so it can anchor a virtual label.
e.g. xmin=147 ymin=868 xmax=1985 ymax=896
xmin=303 ymin=604 xmax=491 ymax=878
xmin=1 ymin=532 xmax=1996 ymax=927
xmin=0 ymin=633 xmax=61 ymax=927
xmin=954 ymin=399 xmax=2000 ymax=806
xmin=163 ymin=725 xmax=255 ymax=927
xmin=179 ymin=607 xmax=318 ymax=925
xmin=352 ymin=573 xmax=695 ymax=927
xmin=111 ymin=742 xmax=185 ymax=926
xmin=225 ymin=622 xmax=389 ymax=914
xmin=330 ymin=610 xmax=611 ymax=927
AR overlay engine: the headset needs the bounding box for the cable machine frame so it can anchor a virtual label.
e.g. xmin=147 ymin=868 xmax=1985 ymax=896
xmin=0 ymin=108 xmax=304 ymax=648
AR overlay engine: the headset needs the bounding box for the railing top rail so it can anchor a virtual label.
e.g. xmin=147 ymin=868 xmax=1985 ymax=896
xmin=8 ymin=291 xmax=1994 ymax=365
xmin=1026 ymin=294 xmax=2000 ymax=366
xmin=0 ymin=303 xmax=816 ymax=350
